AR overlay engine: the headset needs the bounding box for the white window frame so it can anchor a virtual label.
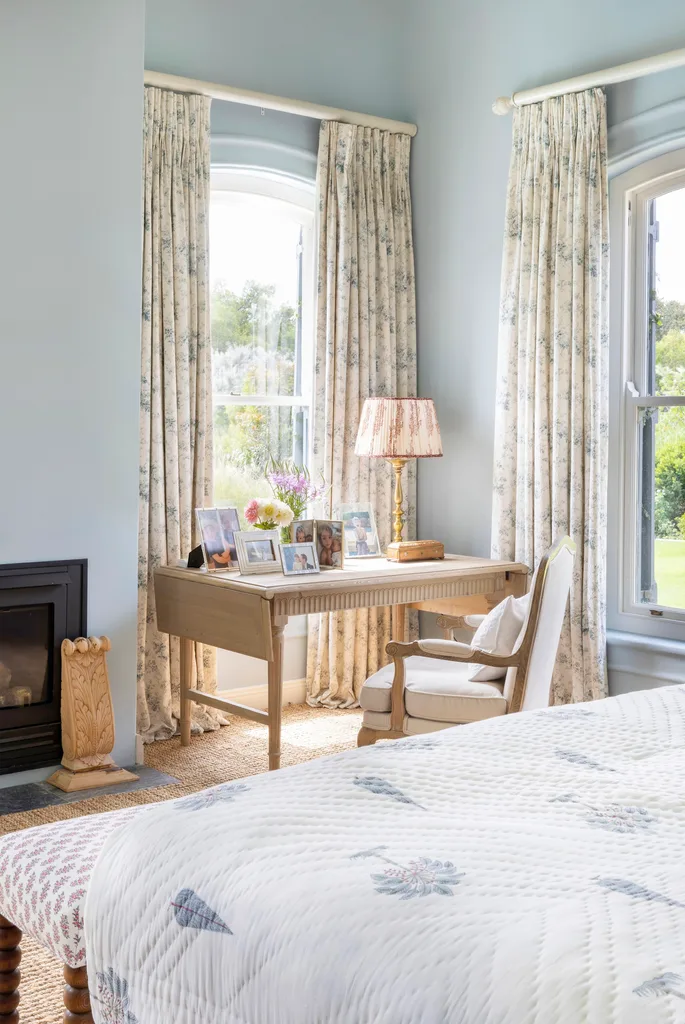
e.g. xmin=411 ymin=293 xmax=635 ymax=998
xmin=209 ymin=166 xmax=316 ymax=466
xmin=608 ymin=149 xmax=685 ymax=640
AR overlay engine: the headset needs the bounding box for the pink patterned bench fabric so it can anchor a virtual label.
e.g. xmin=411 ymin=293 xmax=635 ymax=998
xmin=0 ymin=807 xmax=140 ymax=966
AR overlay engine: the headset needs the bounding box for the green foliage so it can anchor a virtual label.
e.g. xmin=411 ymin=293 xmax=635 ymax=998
xmin=211 ymin=280 xmax=299 ymax=497
xmin=656 ymin=330 xmax=685 ymax=388
xmin=655 ymin=442 xmax=685 ymax=538
xmin=655 ymin=297 xmax=685 ymax=342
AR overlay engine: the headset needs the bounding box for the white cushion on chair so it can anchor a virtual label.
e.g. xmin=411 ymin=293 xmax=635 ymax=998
xmin=469 ymin=593 xmax=529 ymax=682
xmin=360 ymin=657 xmax=507 ymax=724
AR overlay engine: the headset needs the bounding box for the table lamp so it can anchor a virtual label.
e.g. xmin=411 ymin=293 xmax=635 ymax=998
xmin=354 ymin=397 xmax=444 ymax=561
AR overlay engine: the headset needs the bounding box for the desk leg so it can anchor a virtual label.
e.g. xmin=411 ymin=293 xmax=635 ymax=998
xmin=180 ymin=637 xmax=192 ymax=747
xmin=392 ymin=604 xmax=407 ymax=643
xmin=267 ymin=617 xmax=286 ymax=771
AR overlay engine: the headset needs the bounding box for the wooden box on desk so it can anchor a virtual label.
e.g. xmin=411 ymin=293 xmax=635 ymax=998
xmin=385 ymin=539 xmax=445 ymax=562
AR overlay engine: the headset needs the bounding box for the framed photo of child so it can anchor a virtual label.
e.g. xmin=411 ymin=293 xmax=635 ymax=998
xmin=315 ymin=520 xmax=344 ymax=569
xmin=335 ymin=504 xmax=381 ymax=558
xmin=291 ymin=520 xmax=315 ymax=545
xmin=196 ymin=508 xmax=240 ymax=571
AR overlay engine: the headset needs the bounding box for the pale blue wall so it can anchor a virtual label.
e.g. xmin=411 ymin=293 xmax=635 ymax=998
xmin=145 ymin=0 xmax=410 ymax=121
xmin=405 ymin=2 xmax=685 ymax=690
xmin=0 ymin=0 xmax=145 ymax=771
xmin=145 ymin=0 xmax=409 ymax=182
xmin=210 ymin=102 xmax=318 ymax=181
xmin=406 ymin=1 xmax=685 ymax=557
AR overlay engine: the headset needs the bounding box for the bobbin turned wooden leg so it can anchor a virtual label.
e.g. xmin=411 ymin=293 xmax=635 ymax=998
xmin=0 ymin=914 xmax=21 ymax=1024
xmin=64 ymin=965 xmax=93 ymax=1024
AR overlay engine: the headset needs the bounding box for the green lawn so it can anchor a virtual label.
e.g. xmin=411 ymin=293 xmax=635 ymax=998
xmin=654 ymin=539 xmax=685 ymax=610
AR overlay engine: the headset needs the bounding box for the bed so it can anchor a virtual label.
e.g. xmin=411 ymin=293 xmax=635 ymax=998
xmin=2 ymin=683 xmax=685 ymax=1023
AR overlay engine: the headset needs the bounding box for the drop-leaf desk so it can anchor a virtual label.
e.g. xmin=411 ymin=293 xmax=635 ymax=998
xmin=154 ymin=554 xmax=528 ymax=769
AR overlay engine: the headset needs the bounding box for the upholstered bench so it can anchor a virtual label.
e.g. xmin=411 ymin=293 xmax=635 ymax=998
xmin=0 ymin=806 xmax=142 ymax=1023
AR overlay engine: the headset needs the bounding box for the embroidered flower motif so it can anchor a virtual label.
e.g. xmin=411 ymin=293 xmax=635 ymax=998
xmin=351 ymin=847 xmax=463 ymax=898
xmin=95 ymin=967 xmax=139 ymax=1024
xmin=550 ymin=793 xmax=657 ymax=833
xmin=353 ymin=776 xmax=425 ymax=809
xmin=372 ymin=858 xmax=464 ymax=899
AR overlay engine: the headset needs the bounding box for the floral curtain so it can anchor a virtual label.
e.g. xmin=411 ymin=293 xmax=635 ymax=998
xmin=137 ymin=87 xmax=226 ymax=741
xmin=491 ymin=89 xmax=609 ymax=704
xmin=306 ymin=121 xmax=417 ymax=707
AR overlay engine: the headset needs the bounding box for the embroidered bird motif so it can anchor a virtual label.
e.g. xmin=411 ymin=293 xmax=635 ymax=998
xmin=171 ymin=889 xmax=232 ymax=934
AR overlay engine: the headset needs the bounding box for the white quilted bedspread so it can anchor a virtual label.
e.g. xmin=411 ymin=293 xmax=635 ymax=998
xmin=85 ymin=685 xmax=685 ymax=1024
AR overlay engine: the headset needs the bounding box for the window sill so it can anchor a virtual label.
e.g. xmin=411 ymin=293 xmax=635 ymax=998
xmin=607 ymin=628 xmax=685 ymax=658
xmin=607 ymin=628 xmax=685 ymax=695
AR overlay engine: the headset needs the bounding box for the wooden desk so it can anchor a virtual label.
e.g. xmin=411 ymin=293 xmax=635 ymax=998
xmin=154 ymin=555 xmax=528 ymax=770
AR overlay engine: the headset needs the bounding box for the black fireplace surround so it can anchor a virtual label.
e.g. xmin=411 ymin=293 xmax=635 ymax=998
xmin=0 ymin=560 xmax=86 ymax=775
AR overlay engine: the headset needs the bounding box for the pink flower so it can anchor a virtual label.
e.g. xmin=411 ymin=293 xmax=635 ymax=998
xmin=244 ymin=499 xmax=260 ymax=525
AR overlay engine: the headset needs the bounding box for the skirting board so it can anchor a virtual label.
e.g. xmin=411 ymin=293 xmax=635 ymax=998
xmin=218 ymin=678 xmax=307 ymax=711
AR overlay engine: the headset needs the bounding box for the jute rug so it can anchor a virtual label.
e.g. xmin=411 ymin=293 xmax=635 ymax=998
xmin=0 ymin=704 xmax=362 ymax=1024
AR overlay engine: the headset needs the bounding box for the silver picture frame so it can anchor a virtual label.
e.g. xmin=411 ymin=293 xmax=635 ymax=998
xmin=280 ymin=542 xmax=320 ymax=576
xmin=334 ymin=503 xmax=381 ymax=558
xmin=234 ymin=530 xmax=282 ymax=575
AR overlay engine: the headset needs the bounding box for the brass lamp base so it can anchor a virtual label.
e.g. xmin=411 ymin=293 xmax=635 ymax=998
xmin=388 ymin=457 xmax=409 ymax=545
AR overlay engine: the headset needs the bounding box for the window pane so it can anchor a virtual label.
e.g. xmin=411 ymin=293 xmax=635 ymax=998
xmin=652 ymin=187 xmax=685 ymax=396
xmin=641 ymin=405 xmax=685 ymax=609
xmin=214 ymin=404 xmax=308 ymax=510
xmin=210 ymin=191 xmax=304 ymax=397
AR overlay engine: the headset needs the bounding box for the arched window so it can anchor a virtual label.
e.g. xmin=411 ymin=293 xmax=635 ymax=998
xmin=209 ymin=168 xmax=315 ymax=507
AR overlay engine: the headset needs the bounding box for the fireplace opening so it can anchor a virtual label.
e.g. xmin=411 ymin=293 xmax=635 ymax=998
xmin=0 ymin=560 xmax=86 ymax=775
xmin=0 ymin=604 xmax=53 ymax=708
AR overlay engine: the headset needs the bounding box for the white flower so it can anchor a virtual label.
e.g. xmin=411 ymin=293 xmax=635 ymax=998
xmin=259 ymin=500 xmax=277 ymax=520
xmin=273 ymin=501 xmax=294 ymax=526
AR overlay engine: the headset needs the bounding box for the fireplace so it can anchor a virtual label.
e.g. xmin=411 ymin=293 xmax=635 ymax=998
xmin=0 ymin=560 xmax=86 ymax=774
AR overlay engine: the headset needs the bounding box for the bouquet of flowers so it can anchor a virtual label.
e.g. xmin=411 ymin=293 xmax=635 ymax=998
xmin=266 ymin=459 xmax=327 ymax=522
xmin=244 ymin=498 xmax=294 ymax=532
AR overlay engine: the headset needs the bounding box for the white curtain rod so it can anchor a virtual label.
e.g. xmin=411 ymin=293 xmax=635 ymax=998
xmin=493 ymin=45 xmax=685 ymax=115
xmin=144 ymin=70 xmax=418 ymax=137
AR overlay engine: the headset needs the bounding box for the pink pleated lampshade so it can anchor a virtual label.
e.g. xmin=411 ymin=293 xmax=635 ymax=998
xmin=354 ymin=398 xmax=443 ymax=459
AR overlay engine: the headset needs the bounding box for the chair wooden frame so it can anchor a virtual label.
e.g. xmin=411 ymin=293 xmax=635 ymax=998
xmin=357 ymin=536 xmax=575 ymax=746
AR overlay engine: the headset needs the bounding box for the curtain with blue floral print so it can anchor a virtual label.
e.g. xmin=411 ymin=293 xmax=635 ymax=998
xmin=138 ymin=87 xmax=226 ymax=741
xmin=306 ymin=122 xmax=417 ymax=707
xmin=491 ymin=89 xmax=609 ymax=704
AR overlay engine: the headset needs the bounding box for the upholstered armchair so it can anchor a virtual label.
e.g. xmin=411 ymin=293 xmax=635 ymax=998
xmin=357 ymin=536 xmax=575 ymax=745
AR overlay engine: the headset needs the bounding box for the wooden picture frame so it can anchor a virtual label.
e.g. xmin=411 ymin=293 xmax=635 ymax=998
xmin=234 ymin=530 xmax=282 ymax=575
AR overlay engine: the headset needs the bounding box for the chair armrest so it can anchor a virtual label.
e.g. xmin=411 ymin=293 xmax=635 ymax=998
xmin=435 ymin=613 xmax=485 ymax=638
xmin=384 ymin=638 xmax=522 ymax=732
xmin=416 ymin=638 xmax=521 ymax=668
